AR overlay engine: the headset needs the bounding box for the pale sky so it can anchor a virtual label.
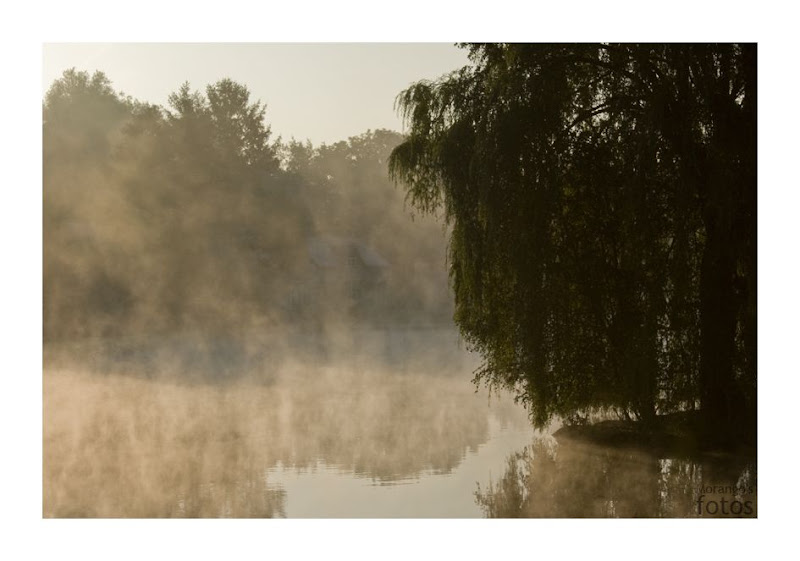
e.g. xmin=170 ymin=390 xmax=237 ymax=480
xmin=42 ymin=43 xmax=471 ymax=146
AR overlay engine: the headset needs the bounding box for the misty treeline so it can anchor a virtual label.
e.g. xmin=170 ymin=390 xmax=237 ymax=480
xmin=390 ymin=44 xmax=756 ymax=443
xmin=43 ymin=69 xmax=452 ymax=356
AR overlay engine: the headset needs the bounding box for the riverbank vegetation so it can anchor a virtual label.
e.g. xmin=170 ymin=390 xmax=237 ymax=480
xmin=44 ymin=70 xmax=453 ymax=363
xmin=390 ymin=44 xmax=756 ymax=446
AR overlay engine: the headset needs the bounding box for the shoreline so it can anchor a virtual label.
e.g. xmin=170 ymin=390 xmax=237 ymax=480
xmin=552 ymin=411 xmax=756 ymax=460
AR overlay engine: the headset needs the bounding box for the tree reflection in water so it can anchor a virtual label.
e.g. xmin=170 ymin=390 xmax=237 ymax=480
xmin=43 ymin=366 xmax=522 ymax=517
xmin=475 ymin=436 xmax=757 ymax=518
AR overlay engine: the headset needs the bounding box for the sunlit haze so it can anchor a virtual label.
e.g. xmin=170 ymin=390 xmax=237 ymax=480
xmin=41 ymin=42 xmax=757 ymax=523
xmin=42 ymin=43 xmax=470 ymax=145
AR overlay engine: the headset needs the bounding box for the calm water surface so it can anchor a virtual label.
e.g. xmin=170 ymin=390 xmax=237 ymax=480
xmin=43 ymin=335 xmax=756 ymax=518
xmin=265 ymin=415 xmax=532 ymax=518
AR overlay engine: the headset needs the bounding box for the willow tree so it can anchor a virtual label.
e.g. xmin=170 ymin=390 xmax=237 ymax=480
xmin=390 ymin=44 xmax=756 ymax=440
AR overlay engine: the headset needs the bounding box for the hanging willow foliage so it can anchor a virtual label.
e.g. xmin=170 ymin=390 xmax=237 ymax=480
xmin=390 ymin=44 xmax=756 ymax=437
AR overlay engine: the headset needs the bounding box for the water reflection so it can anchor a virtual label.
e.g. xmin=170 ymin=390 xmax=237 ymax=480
xmin=44 ymin=360 xmax=756 ymax=518
xmin=475 ymin=436 xmax=757 ymax=518
xmin=264 ymin=416 xmax=533 ymax=517
xmin=43 ymin=366 xmax=529 ymax=517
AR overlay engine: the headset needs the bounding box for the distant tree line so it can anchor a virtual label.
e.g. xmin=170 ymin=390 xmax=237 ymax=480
xmin=390 ymin=44 xmax=756 ymax=442
xmin=43 ymin=69 xmax=452 ymax=345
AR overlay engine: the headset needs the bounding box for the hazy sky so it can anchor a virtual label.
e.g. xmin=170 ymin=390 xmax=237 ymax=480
xmin=42 ymin=43 xmax=471 ymax=146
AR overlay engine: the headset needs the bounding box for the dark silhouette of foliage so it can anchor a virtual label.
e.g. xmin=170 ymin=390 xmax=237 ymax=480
xmin=390 ymin=44 xmax=756 ymax=441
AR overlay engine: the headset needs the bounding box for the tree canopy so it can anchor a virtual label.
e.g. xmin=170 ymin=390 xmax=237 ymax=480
xmin=43 ymin=69 xmax=452 ymax=352
xmin=390 ymin=44 xmax=756 ymax=441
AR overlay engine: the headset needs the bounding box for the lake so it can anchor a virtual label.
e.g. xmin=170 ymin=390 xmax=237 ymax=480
xmin=43 ymin=331 xmax=756 ymax=518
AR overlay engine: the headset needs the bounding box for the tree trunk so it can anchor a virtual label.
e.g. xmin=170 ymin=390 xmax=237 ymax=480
xmin=695 ymin=45 xmax=757 ymax=445
xmin=698 ymin=217 xmax=740 ymax=443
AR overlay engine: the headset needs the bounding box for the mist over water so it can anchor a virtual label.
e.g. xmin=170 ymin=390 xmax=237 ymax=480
xmin=41 ymin=67 xmax=534 ymax=517
xmin=44 ymin=349 xmax=755 ymax=518
xmin=43 ymin=343 xmax=534 ymax=518
xmin=42 ymin=63 xmax=755 ymax=519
